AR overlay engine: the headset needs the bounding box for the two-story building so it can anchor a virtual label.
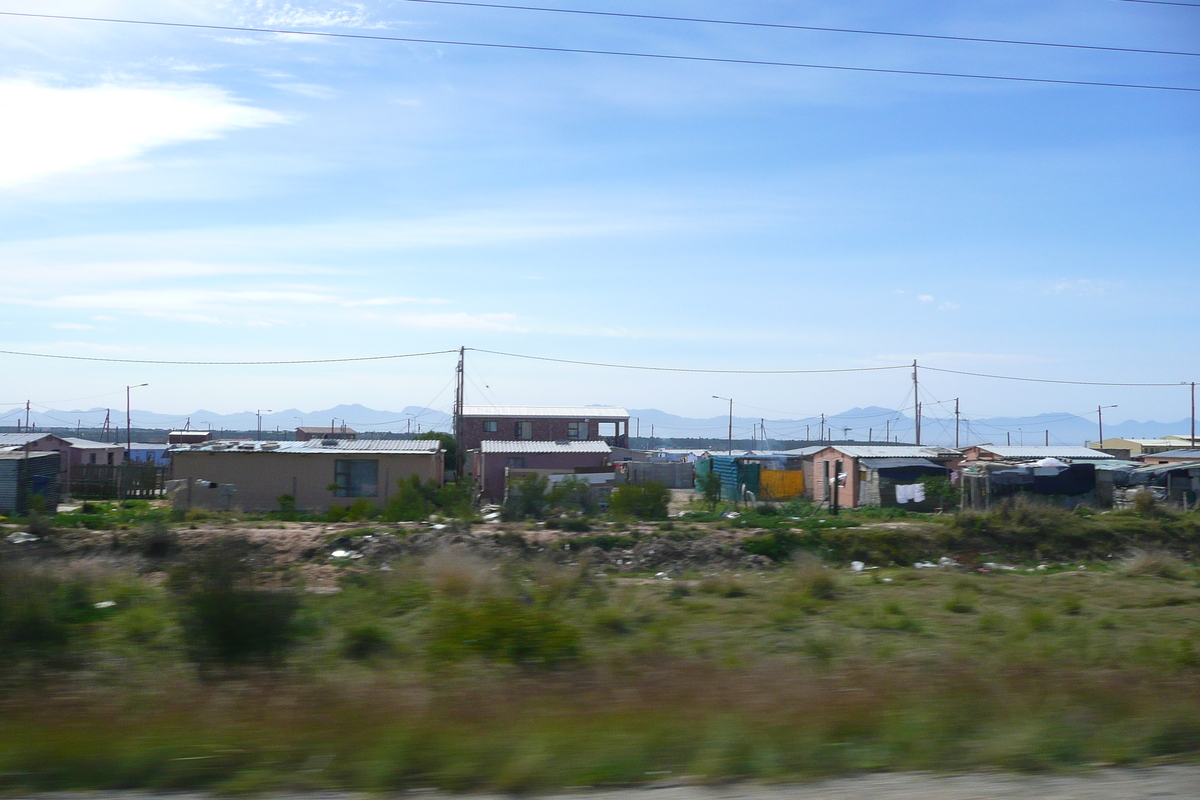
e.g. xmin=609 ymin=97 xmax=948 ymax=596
xmin=458 ymin=406 xmax=629 ymax=451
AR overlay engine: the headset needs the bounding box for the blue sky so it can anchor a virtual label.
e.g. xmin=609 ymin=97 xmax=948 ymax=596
xmin=0 ymin=0 xmax=1197 ymax=429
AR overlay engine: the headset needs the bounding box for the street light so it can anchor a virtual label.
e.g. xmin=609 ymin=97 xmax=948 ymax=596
xmin=713 ymin=395 xmax=733 ymax=454
xmin=1097 ymin=405 xmax=1118 ymax=447
xmin=126 ymin=384 xmax=148 ymax=453
xmin=257 ymin=410 xmax=273 ymax=441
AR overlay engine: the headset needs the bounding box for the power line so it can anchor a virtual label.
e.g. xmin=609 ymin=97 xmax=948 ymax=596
xmin=1109 ymin=0 xmax=1200 ymax=7
xmin=2 ymin=11 xmax=1198 ymax=93
xmin=468 ymin=348 xmax=910 ymax=374
xmin=0 ymin=348 xmax=458 ymax=366
xmin=398 ymin=0 xmax=1200 ymax=58
xmin=921 ymin=365 xmax=1183 ymax=387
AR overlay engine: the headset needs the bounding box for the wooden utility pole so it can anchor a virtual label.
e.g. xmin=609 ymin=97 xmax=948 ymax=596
xmin=1045 ymin=429 xmax=1049 ymax=446
xmin=954 ymin=398 xmax=961 ymax=449
xmin=819 ymin=413 xmax=825 ymax=441
xmin=912 ymin=360 xmax=920 ymax=445
xmin=453 ymin=346 xmax=465 ymax=475
xmin=1191 ymin=382 xmax=1196 ymax=447
xmin=24 ymin=400 xmax=30 ymax=431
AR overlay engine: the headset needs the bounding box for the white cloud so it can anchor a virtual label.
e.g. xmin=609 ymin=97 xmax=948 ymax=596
xmin=918 ymin=295 xmax=935 ymax=303
xmin=272 ymin=83 xmax=338 ymax=99
xmin=939 ymin=302 xmax=961 ymax=310
xmin=0 ymin=80 xmax=287 ymax=188
xmin=392 ymin=312 xmax=527 ymax=332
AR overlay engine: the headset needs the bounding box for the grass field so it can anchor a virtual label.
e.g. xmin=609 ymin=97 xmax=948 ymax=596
xmin=1 ymin=501 xmax=1199 ymax=794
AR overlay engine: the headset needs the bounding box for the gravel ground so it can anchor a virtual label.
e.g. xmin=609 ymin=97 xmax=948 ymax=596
xmin=25 ymin=766 xmax=1200 ymax=799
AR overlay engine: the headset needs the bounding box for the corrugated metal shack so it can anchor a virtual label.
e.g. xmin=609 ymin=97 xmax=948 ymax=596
xmin=1115 ymin=461 xmax=1200 ymax=509
xmin=698 ymin=453 xmax=806 ymax=502
xmin=0 ymin=451 xmax=61 ymax=515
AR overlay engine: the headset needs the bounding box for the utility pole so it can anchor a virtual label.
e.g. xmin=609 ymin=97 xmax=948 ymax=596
xmin=636 ymin=417 xmax=640 ymax=438
xmin=1007 ymin=431 xmax=1011 ymax=446
xmin=954 ymin=398 xmax=961 ymax=449
xmin=1045 ymin=429 xmax=1049 ymax=446
xmin=868 ymin=428 xmax=872 ymax=443
xmin=912 ymin=360 xmax=920 ymax=445
xmin=453 ymin=346 xmax=465 ymax=475
xmin=1191 ymin=382 xmax=1196 ymax=448
xmin=819 ymin=413 xmax=825 ymax=441
xmin=256 ymin=410 xmax=272 ymax=440
xmin=126 ymin=384 xmax=147 ymax=454
xmin=885 ymin=419 xmax=890 ymax=442
xmin=1097 ymin=405 xmax=1117 ymax=448
xmin=24 ymin=400 xmax=30 ymax=431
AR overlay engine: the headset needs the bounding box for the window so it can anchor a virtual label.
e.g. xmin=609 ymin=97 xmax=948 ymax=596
xmin=106 ymin=453 xmax=114 ymax=465
xmin=598 ymin=422 xmax=617 ymax=438
xmin=89 ymin=453 xmax=96 ymax=465
xmin=514 ymin=421 xmax=533 ymax=439
xmin=333 ymin=459 xmax=379 ymax=497
xmin=507 ymin=457 xmax=526 ymax=469
xmin=483 ymin=420 xmax=498 ymax=433
xmin=568 ymin=421 xmax=588 ymax=440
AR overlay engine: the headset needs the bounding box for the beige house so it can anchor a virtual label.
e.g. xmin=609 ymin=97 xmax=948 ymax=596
xmin=169 ymin=439 xmax=443 ymax=512
xmin=1085 ymin=437 xmax=1197 ymax=459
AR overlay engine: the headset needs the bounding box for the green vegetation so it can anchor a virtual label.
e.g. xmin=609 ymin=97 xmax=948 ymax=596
xmin=3 ymin=499 xmax=1200 ymax=792
xmin=608 ymin=481 xmax=670 ymax=520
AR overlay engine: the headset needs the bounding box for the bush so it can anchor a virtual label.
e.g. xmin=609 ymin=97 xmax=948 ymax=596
xmin=0 ymin=565 xmax=101 ymax=659
xmin=795 ymin=558 xmax=839 ymax=601
xmin=1121 ymin=549 xmax=1187 ymax=580
xmin=608 ymin=481 xmax=669 ymax=520
xmin=428 ymin=596 xmax=580 ymax=666
xmin=139 ymin=518 xmax=178 ymax=559
xmin=341 ymin=622 xmax=393 ymax=660
xmin=547 ymin=476 xmax=595 ymax=515
xmin=502 ymin=474 xmax=549 ymax=521
xmin=168 ymin=538 xmax=301 ymax=665
xmin=387 ymin=476 xmax=476 ymax=521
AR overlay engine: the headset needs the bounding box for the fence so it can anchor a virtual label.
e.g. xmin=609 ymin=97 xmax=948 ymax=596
xmin=621 ymin=461 xmax=695 ymax=489
xmin=69 ymin=464 xmax=170 ymax=500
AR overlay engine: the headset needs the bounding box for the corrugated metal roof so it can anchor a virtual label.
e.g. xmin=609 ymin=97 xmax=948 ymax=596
xmin=0 ymin=451 xmax=59 ymax=461
xmin=0 ymin=433 xmax=61 ymax=446
xmin=972 ymin=446 xmax=1115 ymax=460
xmin=171 ymin=439 xmax=441 ymax=455
xmin=860 ymin=457 xmax=950 ymax=470
xmin=815 ymin=445 xmax=958 ymax=459
xmin=480 ymin=440 xmax=611 ymax=454
xmin=462 ymin=405 xmax=628 ymax=419
xmin=63 ymin=438 xmax=124 ymax=449
xmin=1142 ymin=449 xmax=1200 ymax=459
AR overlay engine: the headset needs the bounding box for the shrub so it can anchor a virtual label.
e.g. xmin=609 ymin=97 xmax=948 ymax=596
xmin=277 ymin=494 xmax=296 ymax=512
xmin=1121 ymin=549 xmax=1187 ymax=580
xmin=0 ymin=565 xmax=102 ymax=659
xmin=699 ymin=469 xmax=723 ymax=511
xmin=139 ymin=518 xmax=178 ymax=559
xmin=697 ymin=574 xmax=748 ymax=598
xmin=560 ymin=518 xmax=591 ymax=533
xmin=547 ymin=476 xmax=595 ymax=515
xmin=428 ymin=596 xmax=581 ymax=666
xmin=609 ymin=481 xmax=670 ymax=520
xmin=502 ymin=474 xmax=549 ymax=521
xmin=168 ymin=538 xmax=301 ymax=665
xmin=795 ymin=559 xmax=839 ymax=601
xmin=944 ymin=594 xmax=976 ymax=614
xmin=341 ymin=622 xmax=393 ymax=660
xmin=742 ymin=530 xmax=810 ymax=562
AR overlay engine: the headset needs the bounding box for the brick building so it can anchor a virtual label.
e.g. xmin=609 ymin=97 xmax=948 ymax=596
xmin=458 ymin=406 xmax=629 ymax=452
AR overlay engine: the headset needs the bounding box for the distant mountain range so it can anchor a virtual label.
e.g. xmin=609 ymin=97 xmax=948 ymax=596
xmin=2 ymin=402 xmax=1192 ymax=447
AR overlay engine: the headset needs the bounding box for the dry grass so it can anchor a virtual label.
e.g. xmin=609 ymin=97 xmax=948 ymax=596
xmin=1121 ymin=549 xmax=1189 ymax=580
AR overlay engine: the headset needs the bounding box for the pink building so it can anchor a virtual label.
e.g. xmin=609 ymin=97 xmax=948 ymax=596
xmin=471 ymin=440 xmax=612 ymax=502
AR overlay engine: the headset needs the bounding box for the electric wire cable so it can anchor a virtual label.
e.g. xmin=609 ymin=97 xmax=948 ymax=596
xmin=1 ymin=11 xmax=1198 ymax=92
xmin=398 ymin=0 xmax=1200 ymax=58
xmin=921 ymin=365 xmax=1183 ymax=386
xmin=469 ymin=348 xmax=911 ymax=374
xmin=0 ymin=347 xmax=458 ymax=366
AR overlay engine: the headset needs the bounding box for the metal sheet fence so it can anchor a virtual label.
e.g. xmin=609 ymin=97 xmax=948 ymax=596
xmin=69 ymin=464 xmax=170 ymax=499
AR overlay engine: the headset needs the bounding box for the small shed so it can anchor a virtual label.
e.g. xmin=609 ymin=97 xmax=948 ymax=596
xmin=0 ymin=451 xmax=61 ymax=515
